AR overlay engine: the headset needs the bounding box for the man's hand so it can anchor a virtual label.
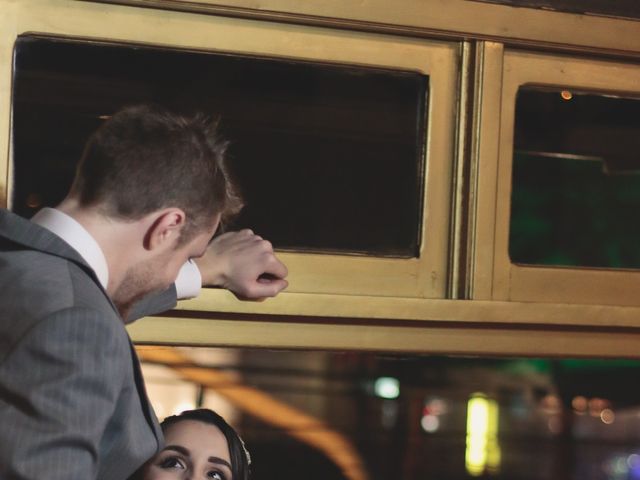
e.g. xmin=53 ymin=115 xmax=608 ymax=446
xmin=194 ymin=229 xmax=288 ymax=300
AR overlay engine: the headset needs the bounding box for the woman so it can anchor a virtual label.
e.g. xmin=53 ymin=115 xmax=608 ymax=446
xmin=139 ymin=409 xmax=251 ymax=480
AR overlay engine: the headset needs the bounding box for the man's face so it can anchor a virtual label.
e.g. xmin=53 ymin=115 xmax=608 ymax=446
xmin=114 ymin=217 xmax=219 ymax=316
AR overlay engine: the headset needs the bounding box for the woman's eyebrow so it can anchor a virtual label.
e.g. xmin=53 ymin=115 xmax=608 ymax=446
xmin=161 ymin=445 xmax=230 ymax=469
xmin=208 ymin=456 xmax=232 ymax=469
xmin=163 ymin=445 xmax=190 ymax=456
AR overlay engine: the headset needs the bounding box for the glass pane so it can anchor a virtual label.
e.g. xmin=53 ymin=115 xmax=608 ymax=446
xmin=510 ymin=87 xmax=640 ymax=268
xmin=12 ymin=35 xmax=428 ymax=257
xmin=139 ymin=345 xmax=640 ymax=480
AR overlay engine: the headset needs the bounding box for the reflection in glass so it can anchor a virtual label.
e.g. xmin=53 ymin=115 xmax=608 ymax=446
xmin=12 ymin=35 xmax=427 ymax=257
xmin=139 ymin=346 xmax=640 ymax=480
xmin=510 ymin=88 xmax=640 ymax=268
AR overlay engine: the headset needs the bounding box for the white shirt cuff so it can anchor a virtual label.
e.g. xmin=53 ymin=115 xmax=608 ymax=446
xmin=175 ymin=260 xmax=202 ymax=299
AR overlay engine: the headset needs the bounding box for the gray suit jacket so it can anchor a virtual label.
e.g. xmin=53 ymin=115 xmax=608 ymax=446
xmin=0 ymin=209 xmax=176 ymax=479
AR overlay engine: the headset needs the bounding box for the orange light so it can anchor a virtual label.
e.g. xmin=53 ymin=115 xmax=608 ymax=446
xmin=560 ymin=90 xmax=573 ymax=100
xmin=601 ymin=408 xmax=615 ymax=424
xmin=26 ymin=193 xmax=41 ymax=209
xmin=572 ymin=395 xmax=587 ymax=413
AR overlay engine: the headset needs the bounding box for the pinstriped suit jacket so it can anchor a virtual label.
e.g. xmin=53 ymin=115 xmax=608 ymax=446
xmin=0 ymin=209 xmax=175 ymax=479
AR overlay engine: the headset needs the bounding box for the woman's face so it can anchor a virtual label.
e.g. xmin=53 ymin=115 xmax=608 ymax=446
xmin=143 ymin=420 xmax=233 ymax=480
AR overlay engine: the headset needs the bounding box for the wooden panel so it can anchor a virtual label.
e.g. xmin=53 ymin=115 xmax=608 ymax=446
xmin=487 ymin=50 xmax=640 ymax=306
xmin=0 ymin=0 xmax=458 ymax=300
xmin=89 ymin=0 xmax=640 ymax=55
xmin=469 ymin=0 xmax=640 ymax=20
xmin=129 ymin=311 xmax=640 ymax=358
xmin=171 ymin=289 xmax=640 ymax=329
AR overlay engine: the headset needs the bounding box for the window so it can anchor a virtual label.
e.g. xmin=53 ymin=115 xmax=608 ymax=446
xmin=511 ymin=88 xmax=640 ymax=269
xmin=12 ymin=35 xmax=428 ymax=258
xmin=3 ymin=2 xmax=458 ymax=302
xmin=475 ymin=48 xmax=640 ymax=306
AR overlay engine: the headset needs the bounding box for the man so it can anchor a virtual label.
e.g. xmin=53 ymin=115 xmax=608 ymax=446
xmin=0 ymin=105 xmax=288 ymax=479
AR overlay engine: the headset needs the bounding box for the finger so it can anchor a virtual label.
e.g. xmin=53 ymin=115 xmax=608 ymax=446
xmin=250 ymin=279 xmax=288 ymax=297
xmin=261 ymin=256 xmax=288 ymax=279
xmin=232 ymin=292 xmax=267 ymax=302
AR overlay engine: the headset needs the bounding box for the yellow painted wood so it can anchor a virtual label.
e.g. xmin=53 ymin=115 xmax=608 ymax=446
xmin=129 ymin=311 xmax=640 ymax=358
xmin=150 ymin=289 xmax=640 ymax=329
xmin=4 ymin=0 xmax=640 ymax=357
xmin=95 ymin=0 xmax=640 ymax=55
xmin=468 ymin=41 xmax=504 ymax=300
xmin=0 ymin=0 xmax=458 ymax=298
xmin=488 ymin=50 xmax=640 ymax=306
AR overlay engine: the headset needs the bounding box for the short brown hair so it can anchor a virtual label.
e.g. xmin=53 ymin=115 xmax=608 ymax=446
xmin=70 ymin=105 xmax=242 ymax=240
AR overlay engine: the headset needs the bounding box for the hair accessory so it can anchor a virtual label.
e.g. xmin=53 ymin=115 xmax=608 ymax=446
xmin=238 ymin=435 xmax=252 ymax=466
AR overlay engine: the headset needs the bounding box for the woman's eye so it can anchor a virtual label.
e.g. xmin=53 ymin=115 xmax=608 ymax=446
xmin=159 ymin=456 xmax=186 ymax=470
xmin=207 ymin=471 xmax=226 ymax=480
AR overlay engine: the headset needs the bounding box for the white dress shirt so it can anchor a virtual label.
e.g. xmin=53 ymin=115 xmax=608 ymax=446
xmin=31 ymin=207 xmax=201 ymax=299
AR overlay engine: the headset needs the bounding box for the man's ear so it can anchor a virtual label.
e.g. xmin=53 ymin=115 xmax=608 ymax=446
xmin=144 ymin=208 xmax=186 ymax=251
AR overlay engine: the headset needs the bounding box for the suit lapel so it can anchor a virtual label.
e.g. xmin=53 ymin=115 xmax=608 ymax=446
xmin=128 ymin=341 xmax=163 ymax=447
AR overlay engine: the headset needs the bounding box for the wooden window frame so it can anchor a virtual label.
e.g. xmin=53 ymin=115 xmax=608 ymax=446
xmin=473 ymin=47 xmax=640 ymax=307
xmin=4 ymin=1 xmax=640 ymax=359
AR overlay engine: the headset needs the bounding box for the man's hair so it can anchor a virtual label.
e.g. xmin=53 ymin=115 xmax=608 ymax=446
xmin=70 ymin=104 xmax=243 ymax=241
xmin=162 ymin=408 xmax=251 ymax=480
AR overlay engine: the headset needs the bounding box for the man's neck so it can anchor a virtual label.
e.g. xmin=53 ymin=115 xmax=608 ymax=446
xmin=31 ymin=207 xmax=110 ymax=290
xmin=56 ymin=198 xmax=146 ymax=299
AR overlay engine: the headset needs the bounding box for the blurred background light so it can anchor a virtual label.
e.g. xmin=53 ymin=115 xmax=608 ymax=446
xmin=374 ymin=377 xmax=400 ymax=399
xmin=421 ymin=397 xmax=447 ymax=433
xmin=421 ymin=414 xmax=440 ymax=433
xmin=466 ymin=393 xmax=501 ymax=476
xmin=172 ymin=401 xmax=196 ymax=416
xmin=572 ymin=395 xmax=587 ymax=414
xmin=561 ymin=89 xmax=573 ymax=100
xmin=601 ymin=408 xmax=615 ymax=424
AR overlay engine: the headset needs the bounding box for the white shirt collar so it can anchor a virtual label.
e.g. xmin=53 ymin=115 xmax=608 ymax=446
xmin=31 ymin=207 xmax=110 ymax=290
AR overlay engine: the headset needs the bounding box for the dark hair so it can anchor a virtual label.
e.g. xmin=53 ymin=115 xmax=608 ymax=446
xmin=70 ymin=104 xmax=243 ymax=242
xmin=161 ymin=408 xmax=250 ymax=480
